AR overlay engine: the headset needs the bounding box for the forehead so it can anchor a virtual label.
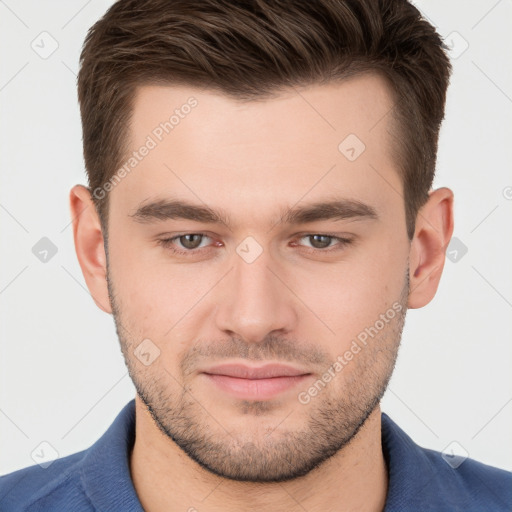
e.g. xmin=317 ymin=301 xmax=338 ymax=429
xmin=129 ymin=73 xmax=395 ymax=150
xmin=110 ymin=74 xmax=401 ymax=227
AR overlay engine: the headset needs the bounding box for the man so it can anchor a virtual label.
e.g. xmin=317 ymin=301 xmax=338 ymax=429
xmin=1 ymin=0 xmax=510 ymax=510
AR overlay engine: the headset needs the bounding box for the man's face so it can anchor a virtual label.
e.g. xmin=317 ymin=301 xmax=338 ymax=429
xmin=105 ymin=74 xmax=410 ymax=482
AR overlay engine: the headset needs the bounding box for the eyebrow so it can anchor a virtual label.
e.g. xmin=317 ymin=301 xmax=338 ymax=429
xmin=130 ymin=197 xmax=378 ymax=227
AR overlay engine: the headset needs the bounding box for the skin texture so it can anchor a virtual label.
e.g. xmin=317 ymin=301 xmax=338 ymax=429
xmin=70 ymin=73 xmax=454 ymax=512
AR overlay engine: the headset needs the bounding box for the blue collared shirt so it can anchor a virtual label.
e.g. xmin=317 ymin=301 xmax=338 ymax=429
xmin=1 ymin=399 xmax=511 ymax=511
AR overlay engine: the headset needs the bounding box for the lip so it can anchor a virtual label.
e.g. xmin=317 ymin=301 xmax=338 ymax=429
xmin=201 ymin=363 xmax=312 ymax=400
xmin=203 ymin=363 xmax=310 ymax=379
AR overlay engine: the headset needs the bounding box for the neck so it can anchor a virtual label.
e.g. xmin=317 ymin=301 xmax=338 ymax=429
xmin=129 ymin=396 xmax=388 ymax=512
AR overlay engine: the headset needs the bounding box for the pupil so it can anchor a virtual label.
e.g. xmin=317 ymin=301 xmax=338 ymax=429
xmin=310 ymin=235 xmax=331 ymax=249
xmin=181 ymin=234 xmax=202 ymax=249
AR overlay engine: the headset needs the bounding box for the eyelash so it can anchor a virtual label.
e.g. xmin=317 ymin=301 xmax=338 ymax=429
xmin=157 ymin=233 xmax=353 ymax=256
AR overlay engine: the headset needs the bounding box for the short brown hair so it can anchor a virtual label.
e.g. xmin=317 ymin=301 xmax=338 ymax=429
xmin=78 ymin=0 xmax=451 ymax=239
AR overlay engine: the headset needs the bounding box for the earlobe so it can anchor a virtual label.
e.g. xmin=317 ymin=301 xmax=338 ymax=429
xmin=69 ymin=185 xmax=112 ymax=314
xmin=408 ymin=187 xmax=454 ymax=309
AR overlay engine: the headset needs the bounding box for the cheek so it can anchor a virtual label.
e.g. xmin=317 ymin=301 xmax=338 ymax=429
xmin=288 ymin=237 xmax=407 ymax=347
xmin=108 ymin=235 xmax=217 ymax=341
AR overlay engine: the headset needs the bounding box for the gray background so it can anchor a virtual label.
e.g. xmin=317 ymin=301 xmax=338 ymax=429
xmin=1 ymin=0 xmax=511 ymax=474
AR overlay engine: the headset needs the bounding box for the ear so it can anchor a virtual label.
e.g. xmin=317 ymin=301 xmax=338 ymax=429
xmin=408 ymin=187 xmax=454 ymax=309
xmin=69 ymin=185 xmax=112 ymax=314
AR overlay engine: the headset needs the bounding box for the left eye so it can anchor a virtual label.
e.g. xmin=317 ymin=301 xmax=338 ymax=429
xmin=298 ymin=234 xmax=344 ymax=250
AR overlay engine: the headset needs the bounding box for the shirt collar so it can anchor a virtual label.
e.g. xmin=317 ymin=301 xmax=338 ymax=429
xmin=79 ymin=399 xmax=440 ymax=511
xmin=381 ymin=412 xmax=442 ymax=511
xmin=80 ymin=399 xmax=144 ymax=512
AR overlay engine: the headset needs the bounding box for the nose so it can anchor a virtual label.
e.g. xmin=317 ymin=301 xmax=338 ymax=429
xmin=214 ymin=244 xmax=298 ymax=344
